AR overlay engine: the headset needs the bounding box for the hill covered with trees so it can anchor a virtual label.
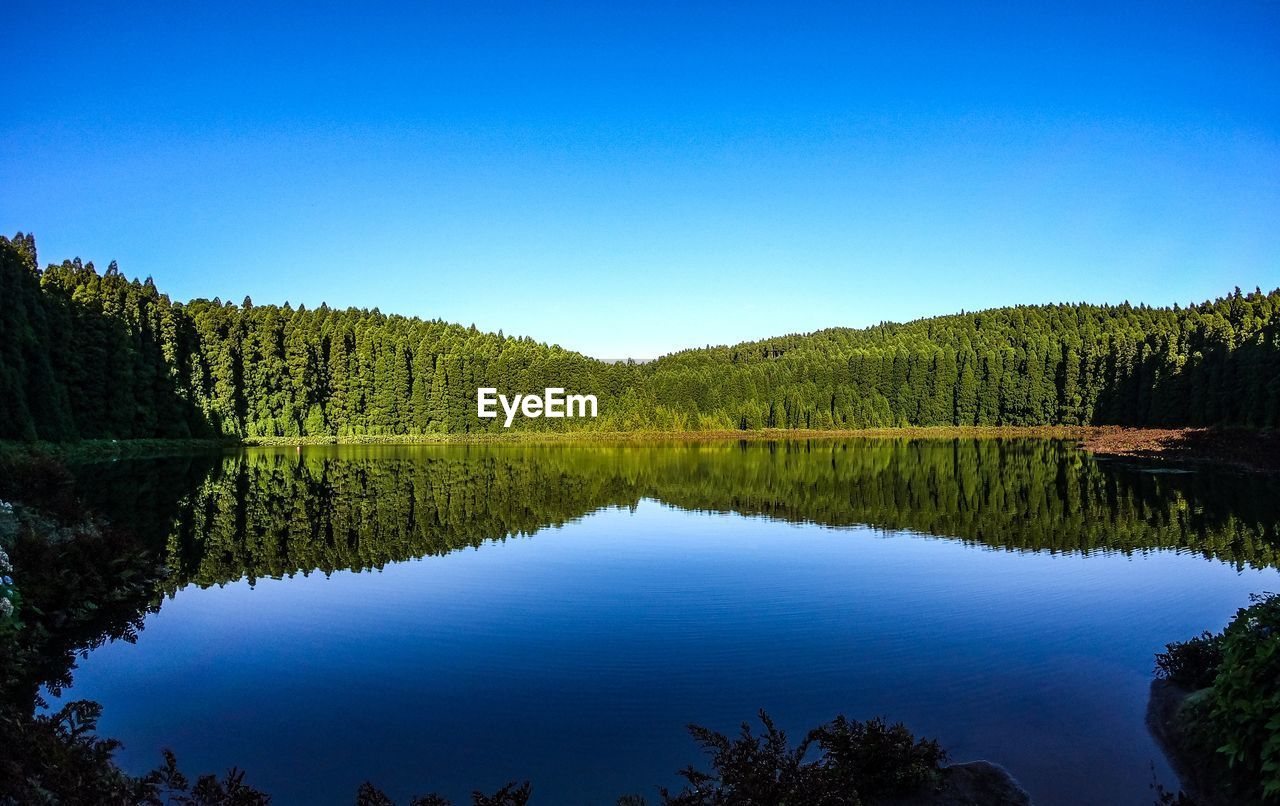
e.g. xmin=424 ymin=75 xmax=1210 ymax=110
xmin=2 ymin=232 xmax=1278 ymax=441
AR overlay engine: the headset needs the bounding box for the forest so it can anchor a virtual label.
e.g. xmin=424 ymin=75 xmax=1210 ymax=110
xmin=3 ymin=232 xmax=1279 ymax=441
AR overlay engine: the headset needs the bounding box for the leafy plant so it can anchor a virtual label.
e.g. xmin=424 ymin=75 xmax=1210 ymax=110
xmin=658 ymin=710 xmax=946 ymax=805
xmin=661 ymin=710 xmax=841 ymax=805
xmin=1155 ymin=631 xmax=1224 ymax=689
xmin=141 ymin=748 xmax=270 ymax=805
xmin=1206 ymin=592 xmax=1280 ymax=801
xmin=812 ymin=715 xmax=946 ymax=798
xmin=1158 ymin=592 xmax=1280 ymax=803
xmin=471 ymin=781 xmax=532 ymax=806
xmin=353 ymin=780 xmax=529 ymax=806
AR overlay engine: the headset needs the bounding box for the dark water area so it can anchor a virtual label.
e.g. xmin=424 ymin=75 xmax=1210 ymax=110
xmin=47 ymin=439 xmax=1280 ymax=804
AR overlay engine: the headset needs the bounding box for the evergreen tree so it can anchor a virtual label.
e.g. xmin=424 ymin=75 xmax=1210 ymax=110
xmin=2 ymin=232 xmax=1278 ymax=441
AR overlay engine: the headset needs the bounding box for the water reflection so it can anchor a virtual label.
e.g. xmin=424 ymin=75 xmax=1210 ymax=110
xmin=115 ymin=439 xmax=1280 ymax=589
xmin=47 ymin=438 xmax=1280 ymax=805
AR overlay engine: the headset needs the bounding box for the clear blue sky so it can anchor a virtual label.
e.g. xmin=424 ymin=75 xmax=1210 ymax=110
xmin=3 ymin=2 xmax=1278 ymax=358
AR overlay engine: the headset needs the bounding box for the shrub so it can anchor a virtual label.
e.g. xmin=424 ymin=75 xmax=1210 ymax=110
xmin=661 ymin=710 xmax=845 ymax=805
xmin=658 ymin=710 xmax=946 ymax=805
xmin=812 ymin=715 xmax=946 ymax=798
xmin=1155 ymin=631 xmax=1224 ymax=689
xmin=1205 ymin=593 xmax=1280 ymax=801
xmin=353 ymin=780 xmax=528 ymax=806
xmin=141 ymin=748 xmax=270 ymax=805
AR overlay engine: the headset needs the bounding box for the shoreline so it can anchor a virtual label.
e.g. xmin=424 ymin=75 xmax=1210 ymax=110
xmin=237 ymin=425 xmax=1104 ymax=445
xmin=2 ymin=426 xmax=1275 ymax=472
xmin=1146 ymin=680 xmax=1226 ymax=806
xmin=1079 ymin=427 xmax=1280 ymax=473
xmin=0 ymin=427 xmax=1101 ymax=463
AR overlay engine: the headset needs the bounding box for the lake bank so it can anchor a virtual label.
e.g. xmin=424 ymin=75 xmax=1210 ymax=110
xmin=1080 ymin=427 xmax=1280 ymax=473
xmin=5 ymin=425 xmax=1276 ymax=473
xmin=1146 ymin=592 xmax=1280 ymax=804
xmin=236 ymin=425 xmax=1106 ymax=446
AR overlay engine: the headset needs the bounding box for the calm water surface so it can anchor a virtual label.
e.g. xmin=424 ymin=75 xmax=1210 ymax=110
xmin=51 ymin=440 xmax=1280 ymax=804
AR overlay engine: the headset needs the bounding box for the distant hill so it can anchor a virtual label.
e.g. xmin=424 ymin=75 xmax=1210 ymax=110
xmin=3 ymin=232 xmax=1278 ymax=440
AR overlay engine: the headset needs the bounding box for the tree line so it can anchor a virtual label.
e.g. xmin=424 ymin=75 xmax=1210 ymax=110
xmin=3 ymin=232 xmax=1278 ymax=441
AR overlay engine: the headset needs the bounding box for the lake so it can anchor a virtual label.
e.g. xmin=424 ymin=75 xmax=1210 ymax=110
xmin=49 ymin=439 xmax=1280 ymax=804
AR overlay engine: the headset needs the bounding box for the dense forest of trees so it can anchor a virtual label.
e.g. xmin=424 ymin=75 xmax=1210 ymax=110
xmin=3 ymin=232 xmax=1279 ymax=441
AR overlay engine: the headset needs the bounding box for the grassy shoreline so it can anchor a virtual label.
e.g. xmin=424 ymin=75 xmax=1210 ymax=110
xmin=3 ymin=426 xmax=1275 ymax=472
xmin=236 ymin=425 xmax=1107 ymax=446
xmin=0 ymin=427 xmax=1100 ymax=462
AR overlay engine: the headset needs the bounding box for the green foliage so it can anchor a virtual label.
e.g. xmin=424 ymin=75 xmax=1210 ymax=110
xmin=4 ymin=234 xmax=1280 ymax=441
xmin=353 ymin=780 xmax=530 ymax=805
xmin=141 ymin=749 xmax=270 ymax=806
xmin=659 ymin=711 xmax=945 ymax=805
xmin=1205 ymin=593 xmax=1280 ymax=801
xmin=1155 ymin=631 xmax=1224 ymax=689
xmin=471 ymin=782 xmax=533 ymax=806
xmin=0 ymin=699 xmax=139 ymax=803
xmin=0 ymin=694 xmax=270 ymax=805
xmin=1158 ymin=593 xmax=1280 ymax=802
xmin=355 ymin=782 xmax=398 ymax=806
xmin=811 ymin=715 xmax=947 ymax=798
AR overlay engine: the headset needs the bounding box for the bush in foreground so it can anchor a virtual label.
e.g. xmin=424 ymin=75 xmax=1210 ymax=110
xmin=1155 ymin=631 xmax=1224 ymax=690
xmin=2 ymin=709 xmax=945 ymax=805
xmin=354 ymin=711 xmax=945 ymax=805
xmin=659 ymin=711 xmax=946 ymax=805
xmin=1156 ymin=592 xmax=1280 ymax=802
